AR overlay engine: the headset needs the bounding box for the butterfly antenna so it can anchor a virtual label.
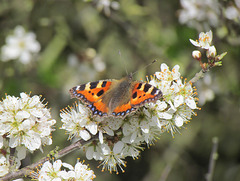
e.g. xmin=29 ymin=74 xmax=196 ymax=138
xmin=132 ymin=59 xmax=157 ymax=76
xmin=118 ymin=50 xmax=128 ymax=75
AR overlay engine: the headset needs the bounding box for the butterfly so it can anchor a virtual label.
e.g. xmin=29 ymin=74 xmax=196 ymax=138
xmin=69 ymin=73 xmax=162 ymax=117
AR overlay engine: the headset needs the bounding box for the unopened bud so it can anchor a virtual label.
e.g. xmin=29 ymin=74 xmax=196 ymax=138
xmin=192 ymin=50 xmax=202 ymax=60
xmin=207 ymin=46 xmax=217 ymax=58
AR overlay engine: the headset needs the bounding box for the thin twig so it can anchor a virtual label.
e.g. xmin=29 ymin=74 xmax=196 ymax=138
xmin=205 ymin=137 xmax=219 ymax=181
xmin=189 ymin=69 xmax=209 ymax=84
xmin=159 ymin=164 xmax=172 ymax=181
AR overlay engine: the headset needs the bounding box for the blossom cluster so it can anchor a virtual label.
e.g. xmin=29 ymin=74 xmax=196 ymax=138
xmin=37 ymin=159 xmax=95 ymax=181
xmin=60 ymin=63 xmax=199 ymax=174
xmin=189 ymin=30 xmax=227 ymax=71
xmin=189 ymin=30 xmax=227 ymax=105
xmin=0 ymin=93 xmax=56 ymax=177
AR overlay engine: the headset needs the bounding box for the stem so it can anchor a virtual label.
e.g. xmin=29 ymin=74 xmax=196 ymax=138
xmin=205 ymin=137 xmax=219 ymax=181
xmin=0 ymin=136 xmax=97 ymax=181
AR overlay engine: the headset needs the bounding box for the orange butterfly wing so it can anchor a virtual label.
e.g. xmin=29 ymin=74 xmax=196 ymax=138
xmin=111 ymin=82 xmax=162 ymax=117
xmin=69 ymin=80 xmax=112 ymax=116
xmin=111 ymin=102 xmax=136 ymax=117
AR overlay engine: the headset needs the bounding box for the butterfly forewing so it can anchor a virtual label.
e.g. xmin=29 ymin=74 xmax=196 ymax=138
xmin=130 ymin=82 xmax=162 ymax=106
xmin=69 ymin=80 xmax=112 ymax=104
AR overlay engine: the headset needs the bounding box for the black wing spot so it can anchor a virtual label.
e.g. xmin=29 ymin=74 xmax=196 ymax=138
xmin=91 ymin=93 xmax=94 ymax=95
xmin=144 ymin=84 xmax=151 ymax=93
xmin=97 ymin=89 xmax=104 ymax=97
xmin=88 ymin=91 xmax=91 ymax=93
xmin=102 ymin=81 xmax=107 ymax=87
xmin=132 ymin=92 xmax=137 ymax=99
xmin=79 ymin=84 xmax=86 ymax=91
xmin=136 ymin=83 xmax=142 ymax=90
xmin=90 ymin=81 xmax=99 ymax=89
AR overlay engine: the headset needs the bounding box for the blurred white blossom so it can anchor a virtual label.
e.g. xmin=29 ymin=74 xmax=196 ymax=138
xmin=93 ymin=56 xmax=106 ymax=72
xmin=236 ymin=0 xmax=240 ymax=8
xmin=179 ymin=0 xmax=240 ymax=30
xmin=224 ymin=4 xmax=240 ymax=21
xmin=94 ymin=0 xmax=120 ymax=16
xmin=196 ymin=73 xmax=215 ymax=106
xmin=0 ymin=155 xmax=10 ymax=177
xmin=179 ymin=0 xmax=220 ymax=28
xmin=1 ymin=25 xmax=41 ymax=64
xmin=0 ymin=151 xmax=21 ymax=177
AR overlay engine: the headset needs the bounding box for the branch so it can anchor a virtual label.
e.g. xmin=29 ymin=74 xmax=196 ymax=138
xmin=189 ymin=69 xmax=209 ymax=84
xmin=0 ymin=136 xmax=97 ymax=181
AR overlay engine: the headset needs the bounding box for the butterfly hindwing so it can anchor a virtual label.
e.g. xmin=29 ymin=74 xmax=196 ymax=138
xmin=87 ymin=101 xmax=109 ymax=116
xmin=112 ymin=101 xmax=136 ymax=117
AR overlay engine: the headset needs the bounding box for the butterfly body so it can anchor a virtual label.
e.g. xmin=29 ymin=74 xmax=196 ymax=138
xmin=69 ymin=74 xmax=162 ymax=117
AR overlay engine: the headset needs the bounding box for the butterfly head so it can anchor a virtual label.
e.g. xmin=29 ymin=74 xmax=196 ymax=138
xmin=127 ymin=73 xmax=133 ymax=82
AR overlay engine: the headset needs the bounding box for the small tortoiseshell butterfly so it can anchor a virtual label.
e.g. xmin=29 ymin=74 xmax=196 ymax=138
xmin=69 ymin=73 xmax=162 ymax=117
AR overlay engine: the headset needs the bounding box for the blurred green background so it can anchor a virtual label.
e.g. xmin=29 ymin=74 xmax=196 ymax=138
xmin=0 ymin=0 xmax=240 ymax=180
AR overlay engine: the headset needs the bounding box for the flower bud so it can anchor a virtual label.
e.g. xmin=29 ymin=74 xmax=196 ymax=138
xmin=207 ymin=46 xmax=217 ymax=58
xmin=192 ymin=50 xmax=202 ymax=60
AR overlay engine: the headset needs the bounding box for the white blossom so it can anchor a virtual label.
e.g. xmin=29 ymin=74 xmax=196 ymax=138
xmin=60 ymin=103 xmax=98 ymax=141
xmin=38 ymin=160 xmax=68 ymax=181
xmin=99 ymin=142 xmax=126 ymax=174
xmin=66 ymin=161 xmax=96 ymax=181
xmin=189 ymin=30 xmax=213 ymax=49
